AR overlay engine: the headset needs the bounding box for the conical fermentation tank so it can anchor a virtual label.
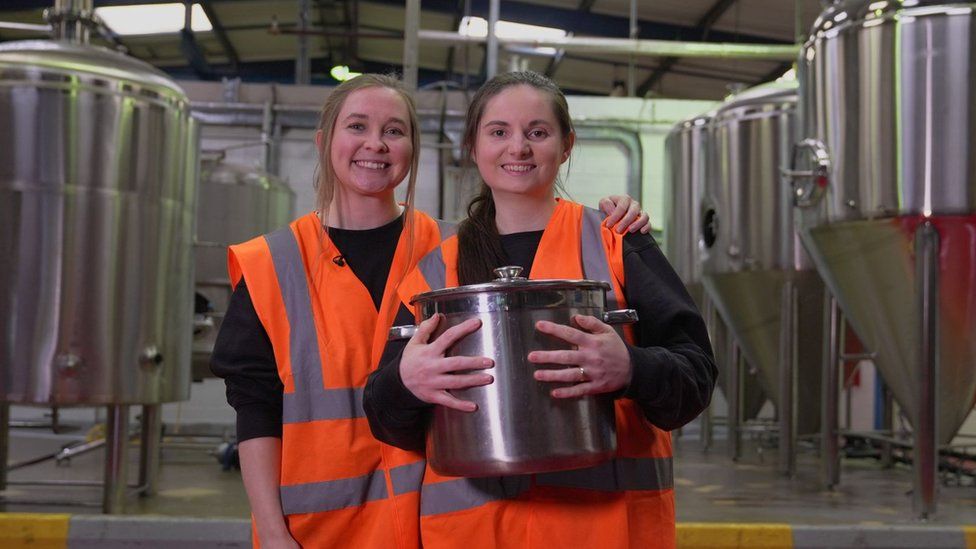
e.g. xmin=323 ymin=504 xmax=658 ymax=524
xmin=793 ymin=0 xmax=976 ymax=448
xmin=701 ymin=82 xmax=824 ymax=440
xmin=0 ymin=40 xmax=198 ymax=405
xmin=665 ymin=114 xmax=766 ymax=422
xmin=193 ymin=159 xmax=294 ymax=379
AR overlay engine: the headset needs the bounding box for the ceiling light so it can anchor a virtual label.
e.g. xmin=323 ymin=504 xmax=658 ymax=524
xmin=330 ymin=65 xmax=362 ymax=82
xmin=95 ymin=3 xmax=212 ymax=36
xmin=458 ymin=16 xmax=566 ymax=55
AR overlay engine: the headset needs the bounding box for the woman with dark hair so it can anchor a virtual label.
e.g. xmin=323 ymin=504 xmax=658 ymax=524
xmin=210 ymin=72 xmax=653 ymax=548
xmin=364 ymin=71 xmax=716 ymax=549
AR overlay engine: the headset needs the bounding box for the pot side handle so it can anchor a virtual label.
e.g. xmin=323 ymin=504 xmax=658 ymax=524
xmin=603 ymin=309 xmax=638 ymax=324
xmin=389 ymin=325 xmax=418 ymax=341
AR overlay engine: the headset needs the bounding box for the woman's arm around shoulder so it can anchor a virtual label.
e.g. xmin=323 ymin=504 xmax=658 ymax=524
xmin=620 ymin=231 xmax=718 ymax=431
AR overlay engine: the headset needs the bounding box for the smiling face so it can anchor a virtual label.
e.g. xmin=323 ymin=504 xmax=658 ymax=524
xmin=323 ymin=86 xmax=413 ymax=200
xmin=471 ymin=84 xmax=574 ymax=202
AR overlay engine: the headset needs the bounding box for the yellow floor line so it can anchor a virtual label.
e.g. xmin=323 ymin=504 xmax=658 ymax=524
xmin=0 ymin=513 xmax=70 ymax=549
xmin=963 ymin=525 xmax=976 ymax=549
xmin=678 ymin=522 xmax=793 ymax=549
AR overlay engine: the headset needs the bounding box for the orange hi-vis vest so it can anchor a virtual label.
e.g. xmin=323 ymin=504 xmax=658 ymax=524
xmin=228 ymin=210 xmax=454 ymax=548
xmin=397 ymin=199 xmax=676 ymax=549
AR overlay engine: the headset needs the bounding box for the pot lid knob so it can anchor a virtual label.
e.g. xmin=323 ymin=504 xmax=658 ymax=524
xmin=493 ymin=265 xmax=525 ymax=280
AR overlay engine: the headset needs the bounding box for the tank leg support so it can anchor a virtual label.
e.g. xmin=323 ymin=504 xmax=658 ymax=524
xmin=700 ymin=296 xmax=715 ymax=452
xmin=881 ymin=381 xmax=895 ymax=469
xmin=139 ymin=404 xmax=162 ymax=497
xmin=821 ymin=294 xmax=841 ymax=489
xmin=913 ymin=222 xmax=940 ymax=520
xmin=0 ymin=403 xmax=9 ymax=491
xmin=778 ymin=279 xmax=798 ymax=477
xmin=727 ymin=339 xmax=742 ymax=461
xmin=103 ymin=405 xmax=130 ymax=514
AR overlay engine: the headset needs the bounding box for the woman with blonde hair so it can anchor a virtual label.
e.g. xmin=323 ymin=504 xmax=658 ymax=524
xmin=211 ymin=73 xmax=652 ymax=548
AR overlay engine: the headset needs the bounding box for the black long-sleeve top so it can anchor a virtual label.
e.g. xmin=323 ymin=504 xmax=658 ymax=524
xmin=209 ymin=216 xmax=404 ymax=442
xmin=363 ymin=230 xmax=717 ymax=452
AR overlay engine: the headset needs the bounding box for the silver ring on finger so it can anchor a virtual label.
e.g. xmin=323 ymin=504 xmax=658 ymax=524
xmin=578 ymin=366 xmax=587 ymax=383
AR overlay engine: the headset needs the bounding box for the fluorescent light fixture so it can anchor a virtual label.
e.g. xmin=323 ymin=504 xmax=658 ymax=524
xmin=330 ymin=65 xmax=362 ymax=82
xmin=458 ymin=16 xmax=566 ymax=55
xmin=95 ymin=3 xmax=212 ymax=36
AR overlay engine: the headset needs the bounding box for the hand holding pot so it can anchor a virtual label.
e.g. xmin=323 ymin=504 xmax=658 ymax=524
xmin=400 ymin=314 xmax=494 ymax=412
xmin=529 ymin=315 xmax=633 ymax=398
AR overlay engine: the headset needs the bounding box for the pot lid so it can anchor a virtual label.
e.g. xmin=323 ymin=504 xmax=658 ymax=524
xmin=409 ymin=266 xmax=610 ymax=305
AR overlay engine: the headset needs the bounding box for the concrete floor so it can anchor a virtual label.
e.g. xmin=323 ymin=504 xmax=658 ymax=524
xmin=3 ymin=419 xmax=974 ymax=526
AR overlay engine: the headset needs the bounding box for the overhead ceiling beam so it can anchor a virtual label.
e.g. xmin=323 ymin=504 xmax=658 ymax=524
xmin=365 ymin=0 xmax=784 ymax=45
xmin=636 ymin=0 xmax=738 ymax=97
xmin=199 ymin=0 xmax=238 ymax=71
xmin=545 ymin=0 xmax=595 ymax=77
xmin=442 ymin=0 xmax=467 ymax=83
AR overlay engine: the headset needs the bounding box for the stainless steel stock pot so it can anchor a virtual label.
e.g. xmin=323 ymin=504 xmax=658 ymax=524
xmin=390 ymin=266 xmax=638 ymax=477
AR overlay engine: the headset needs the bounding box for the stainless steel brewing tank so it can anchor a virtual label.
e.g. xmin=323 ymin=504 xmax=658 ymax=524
xmin=193 ymin=160 xmax=294 ymax=380
xmin=665 ymin=113 xmax=767 ymax=421
xmin=0 ymin=40 xmax=197 ymax=404
xmin=794 ymin=0 xmax=976 ymax=443
xmin=701 ymin=81 xmax=823 ymax=436
xmin=664 ymin=113 xmax=712 ymax=298
xmin=405 ymin=268 xmax=638 ymax=477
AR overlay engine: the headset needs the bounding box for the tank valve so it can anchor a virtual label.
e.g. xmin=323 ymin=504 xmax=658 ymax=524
xmin=140 ymin=346 xmax=164 ymax=369
xmin=55 ymin=353 xmax=82 ymax=372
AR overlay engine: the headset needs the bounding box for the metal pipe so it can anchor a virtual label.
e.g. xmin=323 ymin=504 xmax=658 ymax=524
xmin=727 ymin=339 xmax=742 ymax=461
xmin=881 ymin=380 xmax=894 ymax=468
xmin=0 ymin=22 xmax=53 ymax=33
xmin=573 ymin=124 xmax=642 ymax=201
xmin=49 ymin=0 xmax=93 ymax=43
xmin=261 ymin=100 xmax=276 ymax=174
xmin=913 ymin=221 xmax=939 ymax=519
xmin=296 ymin=0 xmax=311 ymax=85
xmin=486 ymin=0 xmax=500 ymax=79
xmin=0 ymin=403 xmax=8 ymax=491
xmin=462 ymin=0 xmax=471 ymax=92
xmin=417 ymin=30 xmax=799 ymax=60
xmin=700 ymin=296 xmax=715 ymax=451
xmin=778 ymin=278 xmax=797 ymax=477
xmin=103 ymin=405 xmax=130 ymax=514
xmin=183 ymin=0 xmax=192 ymax=31
xmin=403 ymin=0 xmax=421 ymax=89
xmin=627 ymin=0 xmax=637 ymax=96
xmin=821 ymin=294 xmax=841 ymax=489
xmin=138 ymin=405 xmax=162 ymax=497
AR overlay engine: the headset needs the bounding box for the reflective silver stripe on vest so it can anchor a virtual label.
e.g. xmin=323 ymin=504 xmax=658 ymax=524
xmin=417 ymin=247 xmax=448 ymax=292
xmin=580 ymin=206 xmax=619 ymax=309
xmin=535 ymin=456 xmax=673 ymax=492
xmin=280 ymin=470 xmax=389 ymax=515
xmin=436 ymin=219 xmax=457 ymax=240
xmin=420 ymin=475 xmax=531 ymax=516
xmin=264 ymin=227 xmax=363 ymax=423
xmin=416 ymin=219 xmax=456 ymax=293
xmin=390 ymin=460 xmax=427 ymax=496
